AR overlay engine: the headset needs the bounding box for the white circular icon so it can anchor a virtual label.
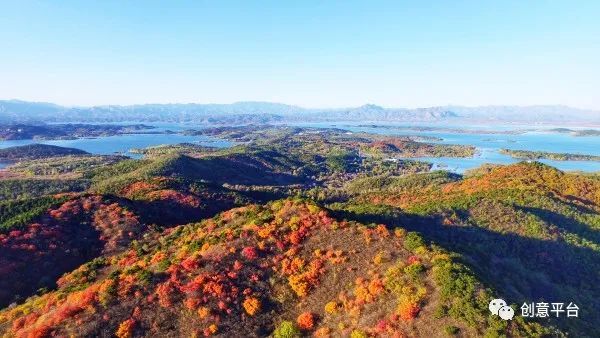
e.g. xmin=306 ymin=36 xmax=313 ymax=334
xmin=498 ymin=305 xmax=515 ymax=320
xmin=489 ymin=298 xmax=507 ymax=315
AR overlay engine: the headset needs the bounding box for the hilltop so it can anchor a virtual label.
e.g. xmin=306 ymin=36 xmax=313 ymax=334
xmin=0 ymin=144 xmax=89 ymax=161
xmin=0 ymin=199 xmax=553 ymax=337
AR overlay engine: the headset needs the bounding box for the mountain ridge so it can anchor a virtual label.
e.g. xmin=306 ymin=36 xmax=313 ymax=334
xmin=1 ymin=100 xmax=598 ymax=124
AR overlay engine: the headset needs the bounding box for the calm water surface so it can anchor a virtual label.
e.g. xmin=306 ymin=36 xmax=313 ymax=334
xmin=294 ymin=122 xmax=600 ymax=173
xmin=0 ymin=128 xmax=232 ymax=167
xmin=1 ymin=122 xmax=600 ymax=173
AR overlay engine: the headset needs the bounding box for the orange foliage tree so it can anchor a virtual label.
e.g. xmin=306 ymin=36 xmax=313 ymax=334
xmin=297 ymin=312 xmax=315 ymax=330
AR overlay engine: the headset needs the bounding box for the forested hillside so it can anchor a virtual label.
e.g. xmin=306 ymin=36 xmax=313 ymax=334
xmin=0 ymin=127 xmax=598 ymax=337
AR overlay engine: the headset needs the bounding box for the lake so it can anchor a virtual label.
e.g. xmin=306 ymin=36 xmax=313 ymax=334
xmin=294 ymin=122 xmax=600 ymax=173
xmin=0 ymin=132 xmax=233 ymax=168
xmin=1 ymin=122 xmax=600 ymax=173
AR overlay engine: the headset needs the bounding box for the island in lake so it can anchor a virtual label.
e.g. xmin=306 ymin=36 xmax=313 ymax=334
xmin=549 ymin=128 xmax=600 ymax=137
xmin=500 ymin=148 xmax=600 ymax=161
xmin=0 ymin=144 xmax=89 ymax=161
xmin=0 ymin=123 xmax=159 ymax=141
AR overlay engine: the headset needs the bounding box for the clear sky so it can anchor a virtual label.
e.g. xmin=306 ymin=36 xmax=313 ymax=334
xmin=1 ymin=0 xmax=599 ymax=109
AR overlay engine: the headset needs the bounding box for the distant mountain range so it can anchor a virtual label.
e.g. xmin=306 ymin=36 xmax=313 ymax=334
xmin=1 ymin=99 xmax=598 ymax=124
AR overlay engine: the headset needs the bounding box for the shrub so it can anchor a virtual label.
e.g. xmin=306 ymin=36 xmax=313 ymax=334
xmin=197 ymin=306 xmax=211 ymax=319
xmin=115 ymin=318 xmax=136 ymax=338
xmin=241 ymin=246 xmax=259 ymax=260
xmin=404 ymin=262 xmax=425 ymax=280
xmin=403 ymin=232 xmax=424 ymax=252
xmin=394 ymin=228 xmax=406 ymax=238
xmin=434 ymin=305 xmax=447 ymax=319
xmin=350 ymin=330 xmax=368 ymax=338
xmin=445 ymin=325 xmax=460 ymax=335
xmin=288 ymin=275 xmax=309 ymax=297
xmin=156 ymin=281 xmax=177 ymax=308
xmin=296 ymin=312 xmax=315 ymax=330
xmin=242 ymin=296 xmax=261 ymax=316
xmin=204 ymin=324 xmax=218 ymax=336
xmin=314 ymin=327 xmax=331 ymax=337
xmin=273 ymin=321 xmax=301 ymax=338
xmin=397 ymin=299 xmax=420 ymax=320
xmin=373 ymin=252 xmax=384 ymax=265
xmin=324 ymin=301 xmax=338 ymax=314
xmin=98 ymin=278 xmax=118 ymax=306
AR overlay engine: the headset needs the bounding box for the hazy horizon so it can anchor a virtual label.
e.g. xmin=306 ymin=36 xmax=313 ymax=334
xmin=1 ymin=98 xmax=598 ymax=112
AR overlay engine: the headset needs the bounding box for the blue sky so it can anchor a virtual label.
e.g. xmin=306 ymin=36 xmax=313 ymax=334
xmin=1 ymin=0 xmax=599 ymax=109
